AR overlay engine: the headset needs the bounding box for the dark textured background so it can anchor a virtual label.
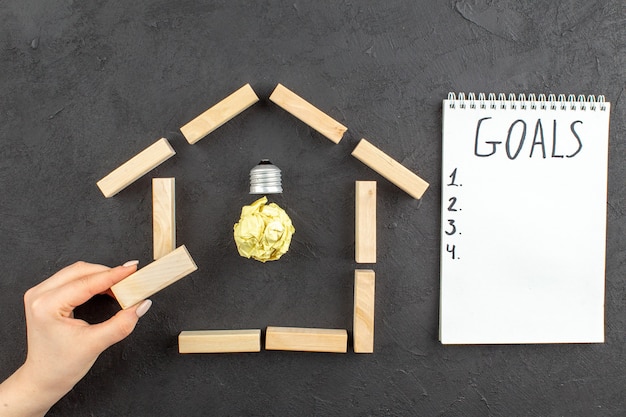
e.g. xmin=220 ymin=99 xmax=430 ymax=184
xmin=1 ymin=1 xmax=624 ymax=416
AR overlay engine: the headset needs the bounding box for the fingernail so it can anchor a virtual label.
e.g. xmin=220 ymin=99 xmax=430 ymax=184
xmin=123 ymin=260 xmax=139 ymax=268
xmin=136 ymin=299 xmax=152 ymax=318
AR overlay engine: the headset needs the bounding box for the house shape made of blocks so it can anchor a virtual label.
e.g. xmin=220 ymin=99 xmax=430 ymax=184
xmin=96 ymin=83 xmax=429 ymax=354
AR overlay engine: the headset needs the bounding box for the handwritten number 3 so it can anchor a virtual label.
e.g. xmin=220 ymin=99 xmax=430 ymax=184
xmin=445 ymin=219 xmax=457 ymax=235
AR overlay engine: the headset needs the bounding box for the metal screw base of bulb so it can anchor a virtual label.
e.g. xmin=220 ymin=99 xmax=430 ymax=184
xmin=249 ymin=160 xmax=283 ymax=194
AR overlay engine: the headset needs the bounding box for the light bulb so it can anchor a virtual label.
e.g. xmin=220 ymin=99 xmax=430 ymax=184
xmin=233 ymin=159 xmax=295 ymax=262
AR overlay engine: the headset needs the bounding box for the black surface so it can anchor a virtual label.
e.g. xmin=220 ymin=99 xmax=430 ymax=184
xmin=1 ymin=1 xmax=624 ymax=416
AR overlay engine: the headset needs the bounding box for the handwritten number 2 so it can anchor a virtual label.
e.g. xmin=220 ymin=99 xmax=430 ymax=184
xmin=448 ymin=197 xmax=458 ymax=212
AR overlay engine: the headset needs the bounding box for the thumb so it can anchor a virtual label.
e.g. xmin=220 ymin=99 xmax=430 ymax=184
xmin=88 ymin=300 xmax=152 ymax=351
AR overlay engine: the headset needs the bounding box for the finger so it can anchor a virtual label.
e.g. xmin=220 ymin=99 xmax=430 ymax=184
xmin=52 ymin=264 xmax=138 ymax=312
xmin=100 ymin=262 xmax=139 ymax=295
xmin=87 ymin=300 xmax=151 ymax=351
xmin=30 ymin=261 xmax=111 ymax=295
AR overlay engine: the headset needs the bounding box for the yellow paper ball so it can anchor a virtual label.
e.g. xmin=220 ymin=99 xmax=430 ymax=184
xmin=233 ymin=196 xmax=295 ymax=262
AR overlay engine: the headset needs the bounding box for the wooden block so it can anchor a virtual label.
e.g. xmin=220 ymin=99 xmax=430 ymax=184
xmin=351 ymin=138 xmax=429 ymax=200
xmin=180 ymin=84 xmax=259 ymax=144
xmin=269 ymin=83 xmax=347 ymax=144
xmin=97 ymin=138 xmax=176 ymax=198
xmin=265 ymin=326 xmax=347 ymax=353
xmin=355 ymin=181 xmax=376 ymax=263
xmin=178 ymin=329 xmax=261 ymax=353
xmin=111 ymin=245 xmax=197 ymax=309
xmin=153 ymin=178 xmax=176 ymax=260
xmin=354 ymin=269 xmax=375 ymax=353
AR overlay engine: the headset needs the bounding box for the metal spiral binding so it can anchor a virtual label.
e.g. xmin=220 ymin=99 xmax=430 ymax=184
xmin=447 ymin=92 xmax=607 ymax=111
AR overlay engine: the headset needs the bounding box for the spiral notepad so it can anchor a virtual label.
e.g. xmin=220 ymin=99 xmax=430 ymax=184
xmin=440 ymin=93 xmax=610 ymax=344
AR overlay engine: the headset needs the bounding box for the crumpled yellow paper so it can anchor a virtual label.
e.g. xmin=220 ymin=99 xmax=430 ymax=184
xmin=233 ymin=196 xmax=295 ymax=262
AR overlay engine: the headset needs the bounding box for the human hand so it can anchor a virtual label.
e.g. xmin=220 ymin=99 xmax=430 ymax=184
xmin=0 ymin=261 xmax=152 ymax=417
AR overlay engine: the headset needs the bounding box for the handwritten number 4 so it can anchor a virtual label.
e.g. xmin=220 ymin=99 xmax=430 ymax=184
xmin=446 ymin=244 xmax=456 ymax=259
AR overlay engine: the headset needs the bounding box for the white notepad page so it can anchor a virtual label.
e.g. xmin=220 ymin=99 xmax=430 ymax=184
xmin=440 ymin=93 xmax=610 ymax=344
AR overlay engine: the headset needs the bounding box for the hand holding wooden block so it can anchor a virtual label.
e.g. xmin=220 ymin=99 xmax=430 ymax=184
xmin=351 ymin=138 xmax=429 ymax=200
xmin=269 ymin=83 xmax=347 ymax=144
xmin=180 ymin=84 xmax=259 ymax=144
xmin=178 ymin=329 xmax=261 ymax=353
xmin=265 ymin=326 xmax=347 ymax=353
xmin=353 ymin=269 xmax=375 ymax=353
xmin=97 ymin=138 xmax=176 ymax=198
xmin=355 ymin=181 xmax=376 ymax=263
xmin=111 ymin=245 xmax=197 ymax=309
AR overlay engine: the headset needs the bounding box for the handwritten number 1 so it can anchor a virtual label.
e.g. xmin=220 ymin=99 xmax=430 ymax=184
xmin=447 ymin=168 xmax=459 ymax=186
